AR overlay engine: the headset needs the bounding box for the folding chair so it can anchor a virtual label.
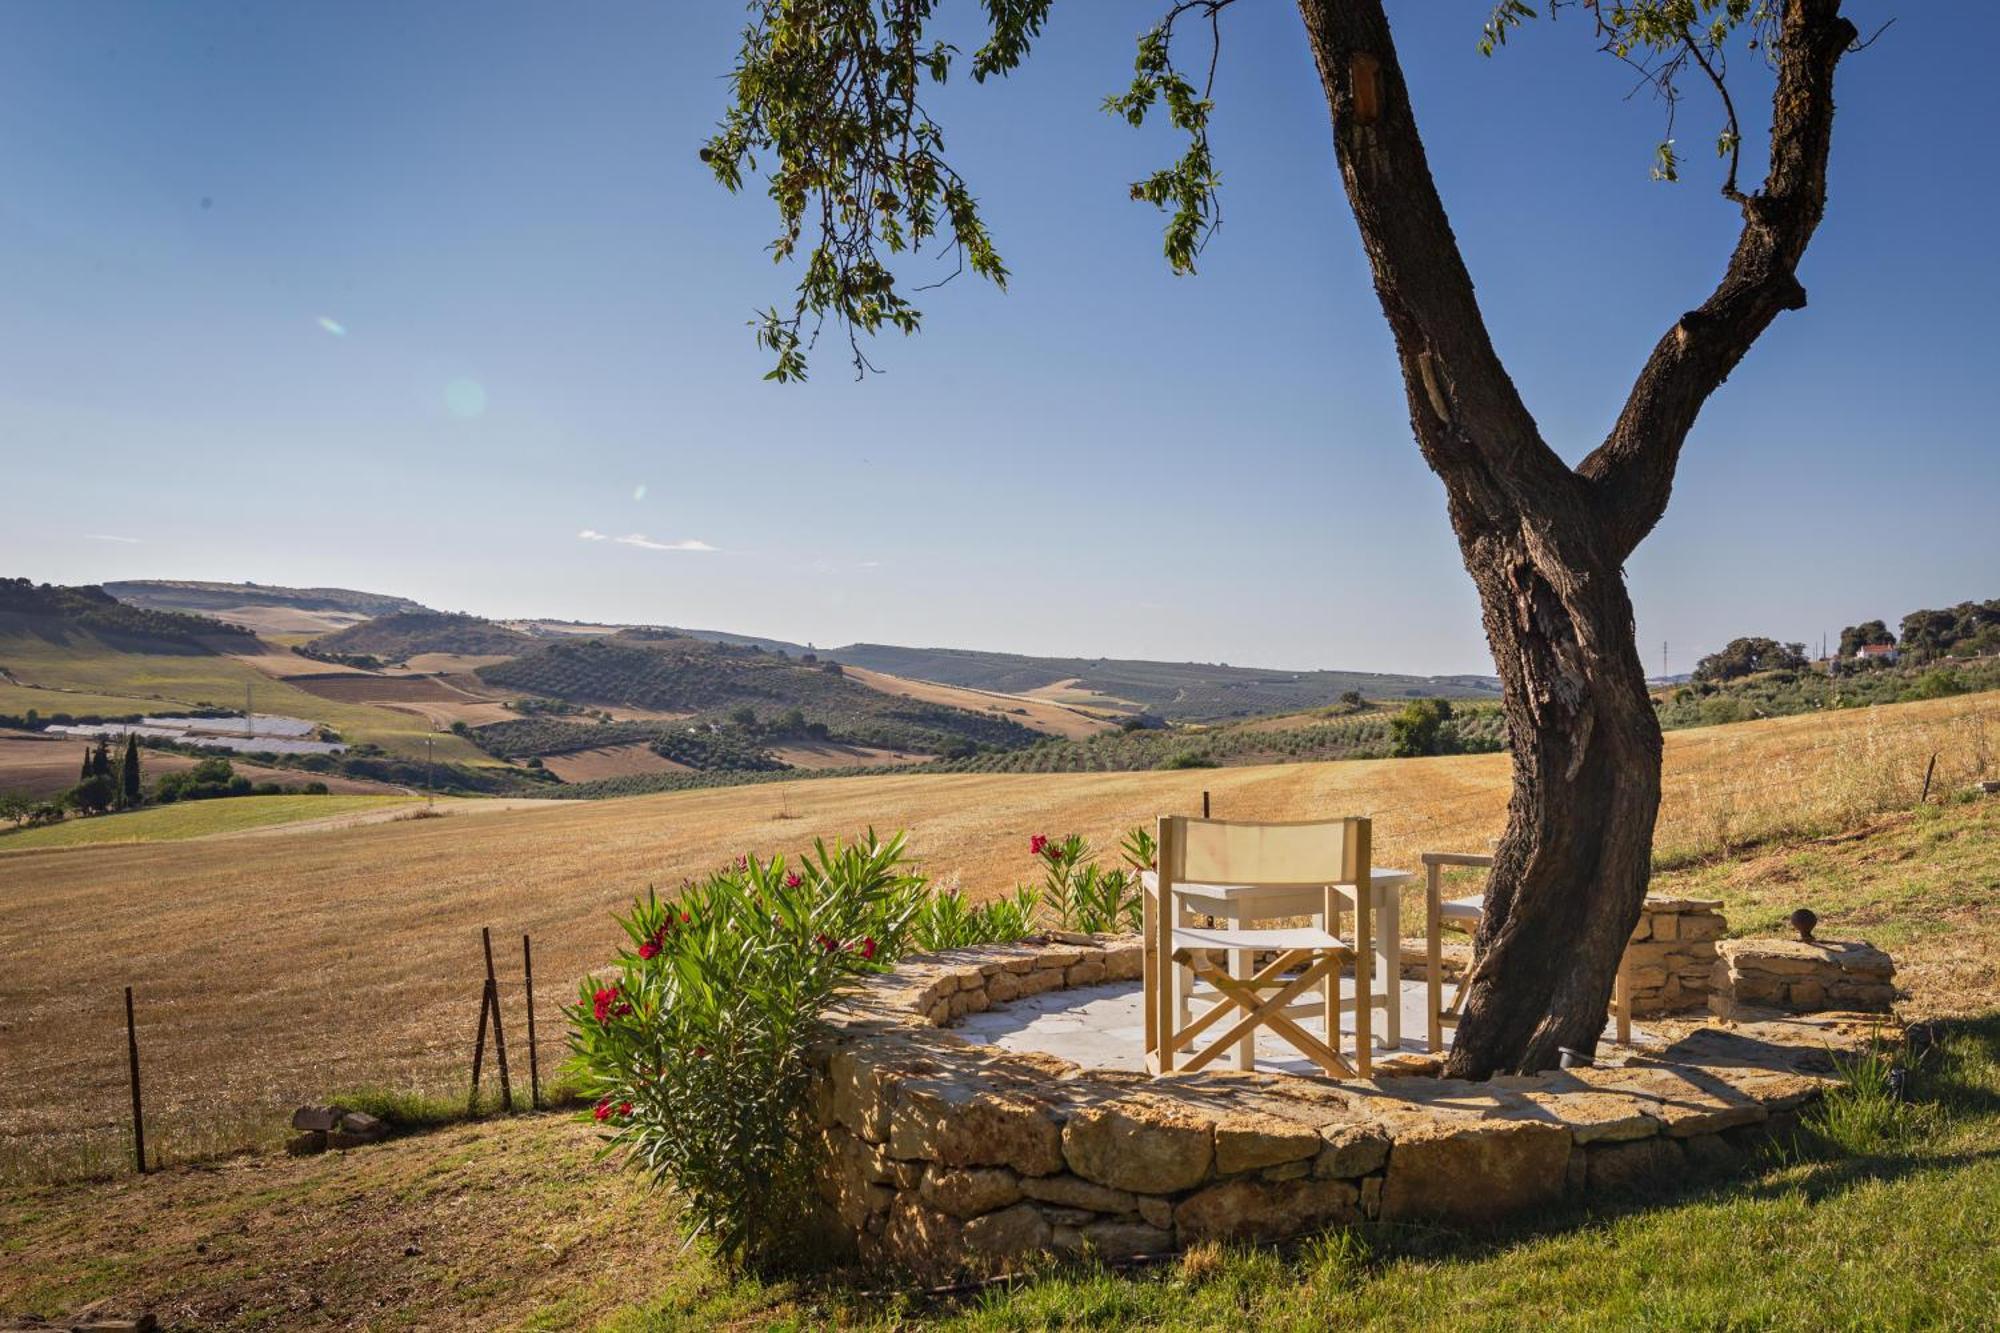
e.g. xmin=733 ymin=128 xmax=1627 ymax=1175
xmin=1143 ymin=815 xmax=1373 ymax=1078
xmin=1420 ymin=851 xmax=1632 ymax=1054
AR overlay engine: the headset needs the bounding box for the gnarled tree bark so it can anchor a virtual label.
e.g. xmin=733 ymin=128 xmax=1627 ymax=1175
xmin=1294 ymin=0 xmax=1858 ymax=1076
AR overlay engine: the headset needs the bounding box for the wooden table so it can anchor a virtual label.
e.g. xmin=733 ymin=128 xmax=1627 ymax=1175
xmin=1143 ymin=868 xmax=1414 ymax=1069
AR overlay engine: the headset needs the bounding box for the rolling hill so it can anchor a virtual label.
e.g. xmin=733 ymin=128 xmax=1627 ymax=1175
xmin=104 ymin=579 xmax=431 ymax=635
xmin=307 ymin=610 xmax=534 ymax=662
xmin=473 ymin=632 xmax=1043 ymax=758
xmin=826 ymin=643 xmax=1504 ymax=721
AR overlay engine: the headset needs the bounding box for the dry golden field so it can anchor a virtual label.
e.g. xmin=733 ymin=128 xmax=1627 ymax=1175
xmin=842 ymin=665 xmax=1118 ymax=739
xmin=0 ymin=692 xmax=1992 ymax=1182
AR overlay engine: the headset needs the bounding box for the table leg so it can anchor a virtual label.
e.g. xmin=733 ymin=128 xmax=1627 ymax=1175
xmin=1228 ymin=906 xmax=1252 ymax=1071
xmin=1380 ymin=880 xmax=1401 ymax=1050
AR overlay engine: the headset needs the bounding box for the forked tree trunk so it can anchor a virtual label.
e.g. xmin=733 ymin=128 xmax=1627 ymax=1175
xmin=1296 ymin=0 xmax=1856 ymax=1076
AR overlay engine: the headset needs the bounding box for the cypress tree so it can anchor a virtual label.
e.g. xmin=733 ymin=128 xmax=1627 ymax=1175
xmin=80 ymin=748 xmax=93 ymax=783
xmin=121 ymin=734 xmax=142 ymax=807
xmin=92 ymin=737 xmax=113 ymax=779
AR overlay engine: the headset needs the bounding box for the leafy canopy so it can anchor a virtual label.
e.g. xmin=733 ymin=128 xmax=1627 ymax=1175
xmin=710 ymin=0 xmax=1819 ymax=379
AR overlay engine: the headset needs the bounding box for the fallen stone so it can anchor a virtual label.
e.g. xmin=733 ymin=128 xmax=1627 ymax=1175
xmin=291 ymin=1105 xmax=346 ymax=1132
xmin=337 ymin=1110 xmax=386 ymax=1140
xmin=285 ymin=1130 xmax=327 ymax=1156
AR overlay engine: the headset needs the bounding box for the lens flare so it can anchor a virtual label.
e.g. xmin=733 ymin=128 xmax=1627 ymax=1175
xmin=316 ymin=316 xmax=347 ymax=337
xmin=444 ymin=378 xmax=488 ymax=418
xmin=633 ymin=484 xmax=647 ymax=501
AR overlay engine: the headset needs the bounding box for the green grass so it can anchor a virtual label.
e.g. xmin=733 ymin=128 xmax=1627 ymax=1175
xmin=0 ymin=630 xmax=495 ymax=765
xmin=0 ymin=794 xmax=415 ymax=850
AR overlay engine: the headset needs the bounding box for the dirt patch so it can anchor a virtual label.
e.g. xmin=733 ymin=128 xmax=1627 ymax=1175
xmin=844 ymin=665 xmax=1116 ymax=739
xmin=400 ymin=652 xmax=520 ymax=674
xmin=541 ymin=743 xmax=693 ymax=783
xmin=202 ymin=605 xmax=370 ymax=636
xmin=771 ymin=741 xmax=936 ymax=770
xmin=373 ymin=699 xmax=521 ymax=729
xmin=228 ymin=649 xmax=369 ymax=679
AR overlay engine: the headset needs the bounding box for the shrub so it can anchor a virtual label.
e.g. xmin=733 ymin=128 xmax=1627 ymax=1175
xmin=1157 ymin=751 xmax=1218 ymax=769
xmin=908 ymin=884 xmax=1041 ymax=951
xmin=1388 ymin=698 xmax=1453 ymax=757
xmin=1031 ymin=833 xmax=1144 ymax=933
xmin=1905 ymin=669 xmax=1967 ymax=702
xmin=567 ymin=832 xmax=926 ymax=1270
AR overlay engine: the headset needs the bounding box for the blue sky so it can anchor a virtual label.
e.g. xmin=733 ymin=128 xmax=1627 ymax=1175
xmin=0 ymin=2 xmax=1991 ymax=676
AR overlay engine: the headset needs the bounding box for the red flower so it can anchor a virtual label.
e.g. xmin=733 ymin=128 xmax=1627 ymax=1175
xmin=1029 ymin=834 xmax=1048 ymax=857
xmin=784 ymin=871 xmax=802 ymax=889
xmin=638 ymin=941 xmax=659 ymax=960
xmin=614 ymin=1002 xmax=632 ymax=1017
xmin=680 ymin=911 xmax=691 ymax=925
xmin=858 ymin=936 xmax=878 ymax=961
xmin=593 ymin=1098 xmax=612 ymax=1122
xmin=618 ymin=1101 xmax=633 ymax=1118
xmin=816 ymin=933 xmax=837 ymax=952
xmin=592 ymin=987 xmax=616 ymax=1022
xmin=694 ymin=1045 xmax=707 ymax=1058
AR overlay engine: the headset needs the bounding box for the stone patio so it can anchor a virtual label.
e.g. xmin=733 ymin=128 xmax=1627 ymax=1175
xmin=806 ymin=930 xmax=1897 ymax=1279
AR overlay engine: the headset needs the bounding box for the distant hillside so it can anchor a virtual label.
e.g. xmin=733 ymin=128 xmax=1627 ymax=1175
xmin=826 ymin=644 xmax=1502 ymax=722
xmin=475 ymin=634 xmax=1041 ymax=756
xmin=309 ymin=611 xmax=532 ymax=662
xmin=0 ymin=579 xmax=255 ymax=653
xmin=106 ymin=579 xmax=432 ymax=635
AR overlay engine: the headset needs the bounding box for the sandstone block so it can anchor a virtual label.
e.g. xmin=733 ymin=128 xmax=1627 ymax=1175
xmin=1313 ymin=1123 xmax=1392 ymax=1179
xmin=1175 ymin=1176 xmax=1360 ymax=1245
xmin=1020 ymin=1174 xmax=1137 ymax=1215
xmin=1063 ymin=1096 xmax=1213 ymax=1194
xmin=1103 ymin=943 xmax=1145 ymax=981
xmin=986 ymin=970 xmax=1024 ymax=1004
xmin=1214 ymin=1112 xmax=1323 ymax=1176
xmin=1137 ymin=1195 xmax=1174 ymax=1229
xmin=285 ymin=1130 xmax=327 ymax=1155
xmin=889 ymin=1081 xmax=1066 ymax=1176
xmin=1079 ymin=1219 xmax=1174 ymax=1256
xmin=961 ymin=1202 xmax=1053 ymax=1267
xmin=1585 ymin=1136 xmax=1683 ymax=1192
xmin=1380 ymin=1118 xmax=1570 ymax=1224
xmin=1066 ymin=957 xmax=1108 ymax=988
xmin=920 ymin=1166 xmax=1023 ymax=1219
xmin=337 ymin=1110 xmax=386 ymax=1140
xmin=292 ymin=1105 xmax=345 ymax=1132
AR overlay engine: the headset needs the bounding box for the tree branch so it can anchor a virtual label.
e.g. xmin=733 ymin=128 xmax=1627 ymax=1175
xmin=1294 ymin=0 xmax=1578 ymax=519
xmin=1579 ymin=0 xmax=1858 ymax=559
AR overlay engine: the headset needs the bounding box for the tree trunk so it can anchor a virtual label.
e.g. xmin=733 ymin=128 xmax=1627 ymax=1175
xmin=1448 ymin=520 xmax=1663 ymax=1077
xmin=1296 ymin=0 xmax=1855 ymax=1076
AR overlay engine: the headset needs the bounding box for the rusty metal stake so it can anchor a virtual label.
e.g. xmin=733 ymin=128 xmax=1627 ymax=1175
xmin=468 ymin=976 xmax=494 ymax=1116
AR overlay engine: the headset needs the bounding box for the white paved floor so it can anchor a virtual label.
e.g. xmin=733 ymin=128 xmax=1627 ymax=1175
xmin=954 ymin=978 xmax=1638 ymax=1074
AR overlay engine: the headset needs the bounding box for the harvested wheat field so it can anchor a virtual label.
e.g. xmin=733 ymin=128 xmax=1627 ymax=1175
xmin=843 ymin=665 xmax=1117 ymax=738
xmin=768 ymin=740 xmax=935 ymax=769
xmin=538 ymin=742 xmax=692 ymax=782
xmin=0 ymin=693 xmax=1992 ymax=1182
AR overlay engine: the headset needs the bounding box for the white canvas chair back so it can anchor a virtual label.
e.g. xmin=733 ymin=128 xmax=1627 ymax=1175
xmin=1164 ymin=816 xmax=1367 ymax=889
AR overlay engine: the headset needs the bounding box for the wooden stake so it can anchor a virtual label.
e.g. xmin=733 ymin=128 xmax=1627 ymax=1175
xmin=522 ymin=933 xmax=541 ymax=1110
xmin=482 ymin=927 xmax=514 ymax=1112
xmin=468 ymin=976 xmax=493 ymax=1116
xmin=125 ymin=986 xmax=146 ymax=1175
xmin=1921 ymin=752 xmax=1938 ymax=803
xmin=1201 ymin=790 xmax=1210 ymax=819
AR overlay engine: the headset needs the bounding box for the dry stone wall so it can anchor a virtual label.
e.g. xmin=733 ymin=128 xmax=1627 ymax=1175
xmin=806 ymin=933 xmax=1875 ymax=1279
xmin=1710 ymin=938 xmax=1896 ymax=1016
xmin=1621 ymin=897 xmax=1727 ymax=1015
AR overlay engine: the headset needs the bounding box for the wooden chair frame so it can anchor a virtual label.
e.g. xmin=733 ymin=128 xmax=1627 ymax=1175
xmin=1144 ymin=814 xmax=1374 ymax=1078
xmin=1421 ymin=851 xmax=1632 ymax=1054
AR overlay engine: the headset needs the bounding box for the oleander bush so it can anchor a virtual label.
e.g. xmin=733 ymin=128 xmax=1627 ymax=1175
xmin=567 ymin=829 xmax=1043 ymax=1270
